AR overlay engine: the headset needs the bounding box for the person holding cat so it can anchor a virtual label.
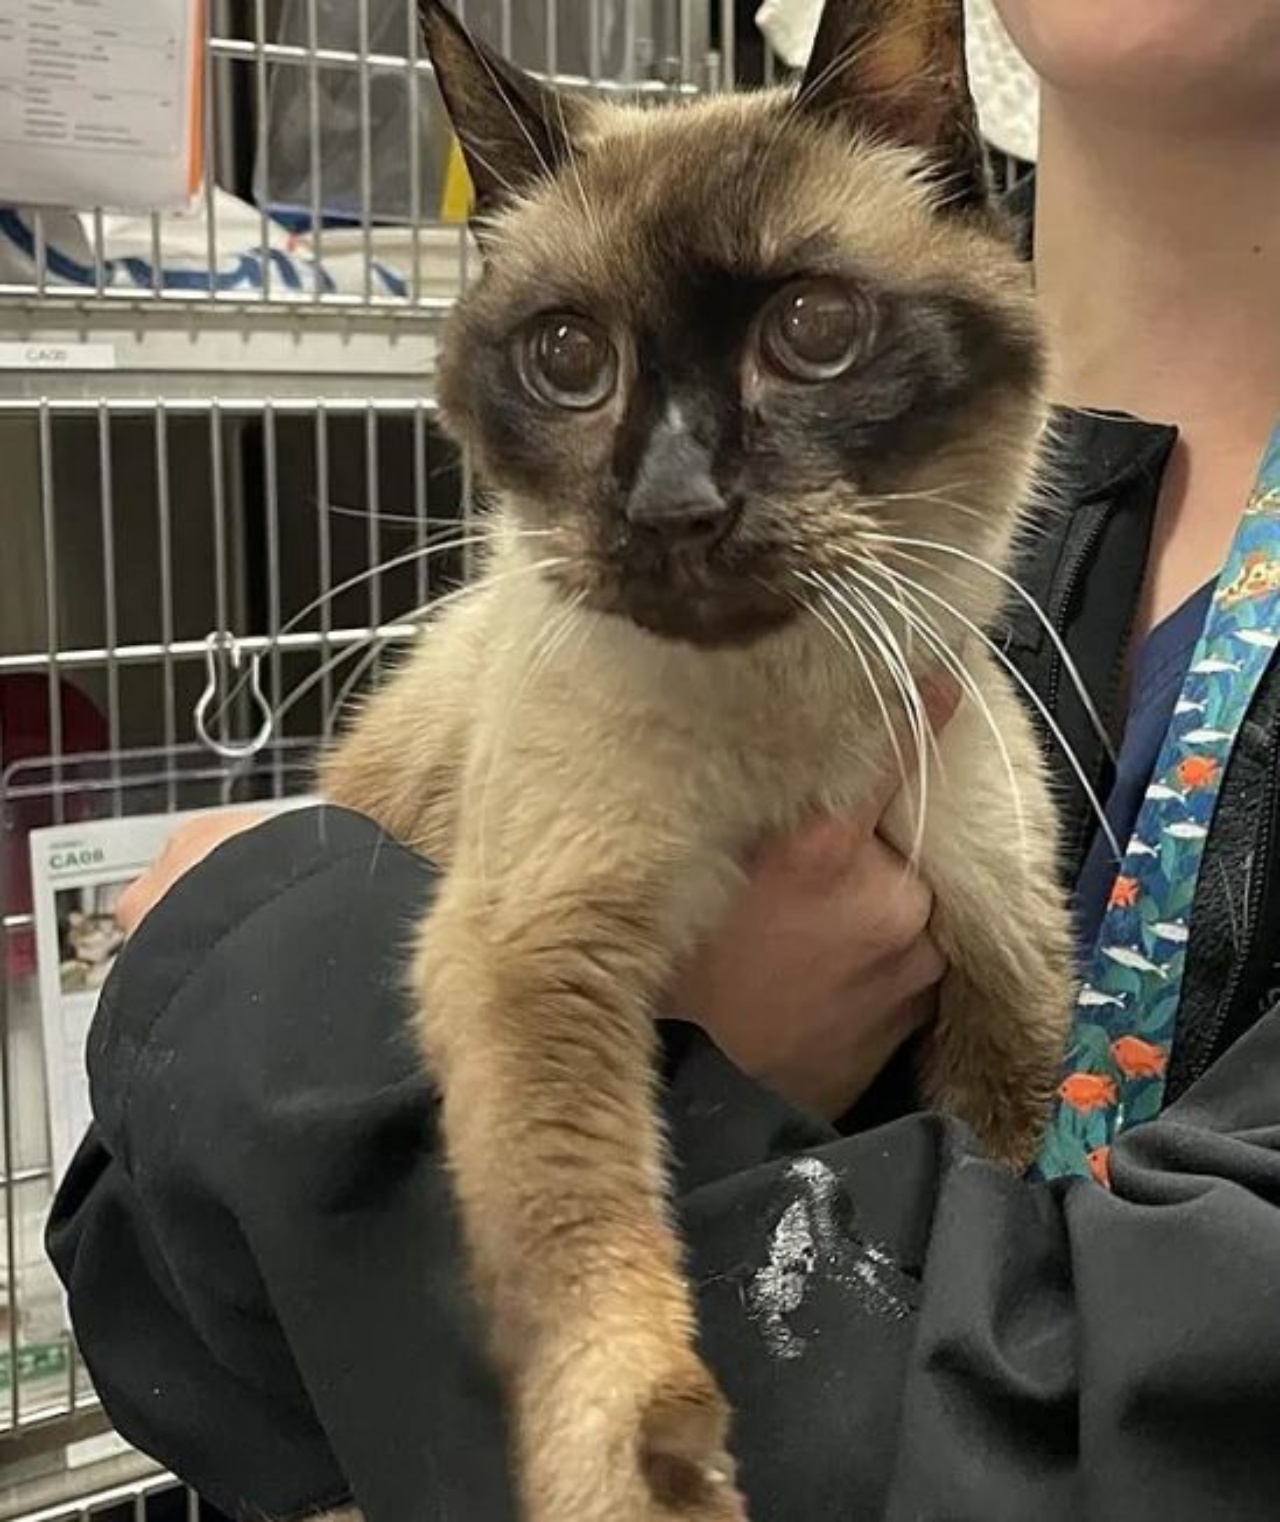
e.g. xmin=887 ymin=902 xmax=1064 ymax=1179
xmin=49 ymin=0 xmax=1280 ymax=1518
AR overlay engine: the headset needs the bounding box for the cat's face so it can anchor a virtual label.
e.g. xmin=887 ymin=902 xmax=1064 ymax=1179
xmin=426 ymin=0 xmax=1048 ymax=648
xmin=66 ymin=912 xmax=123 ymax=964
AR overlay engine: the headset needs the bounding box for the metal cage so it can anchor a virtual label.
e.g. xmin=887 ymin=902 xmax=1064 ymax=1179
xmin=0 ymin=1 xmax=735 ymax=1513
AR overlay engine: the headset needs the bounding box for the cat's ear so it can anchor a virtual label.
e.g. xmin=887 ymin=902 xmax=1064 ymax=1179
xmin=796 ymin=0 xmax=989 ymax=212
xmin=419 ymin=1 xmax=581 ymax=227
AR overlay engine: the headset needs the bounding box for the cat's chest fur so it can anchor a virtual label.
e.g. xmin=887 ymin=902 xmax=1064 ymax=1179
xmin=328 ymin=532 xmax=1022 ymax=910
xmin=414 ymin=556 xmax=887 ymax=843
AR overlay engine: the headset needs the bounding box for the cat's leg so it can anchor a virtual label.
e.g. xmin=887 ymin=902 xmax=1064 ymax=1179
xmin=415 ymin=857 xmax=747 ymax=1522
xmin=924 ymin=892 xmax=1073 ymax=1171
xmin=897 ymin=690 xmax=1075 ymax=1170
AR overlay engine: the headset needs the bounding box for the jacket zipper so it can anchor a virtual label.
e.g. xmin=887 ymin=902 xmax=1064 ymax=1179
xmin=1040 ymin=499 xmax=1130 ymax=881
xmin=1042 ymin=501 xmax=1111 ymax=738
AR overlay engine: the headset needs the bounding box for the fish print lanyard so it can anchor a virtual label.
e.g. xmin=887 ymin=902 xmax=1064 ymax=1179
xmin=1034 ymin=417 xmax=1280 ymax=1185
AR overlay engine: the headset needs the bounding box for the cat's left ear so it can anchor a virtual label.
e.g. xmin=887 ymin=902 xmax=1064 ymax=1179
xmin=796 ymin=0 xmax=989 ymax=213
xmin=419 ymin=1 xmax=582 ymax=229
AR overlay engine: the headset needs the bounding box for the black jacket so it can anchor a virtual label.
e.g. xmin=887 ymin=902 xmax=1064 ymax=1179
xmin=48 ymin=408 xmax=1280 ymax=1522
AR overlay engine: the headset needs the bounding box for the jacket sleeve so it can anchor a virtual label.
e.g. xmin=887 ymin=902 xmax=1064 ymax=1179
xmin=48 ymin=807 xmax=1280 ymax=1522
xmin=49 ymin=806 xmax=516 ymax=1522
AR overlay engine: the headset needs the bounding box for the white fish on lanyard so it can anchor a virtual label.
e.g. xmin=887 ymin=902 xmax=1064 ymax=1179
xmin=1192 ymin=657 xmax=1243 ymax=675
xmin=1166 ymin=821 xmax=1209 ymax=840
xmin=1152 ymin=921 xmax=1191 ymax=944
xmin=1232 ymin=629 xmax=1280 ymax=649
xmin=1180 ymin=728 xmax=1233 ymax=744
xmin=1077 ymin=986 xmax=1126 ymax=1008
xmin=1103 ymin=946 xmax=1170 ymax=978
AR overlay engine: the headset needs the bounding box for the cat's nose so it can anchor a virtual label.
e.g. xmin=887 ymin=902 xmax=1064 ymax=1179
xmin=625 ymin=483 xmax=737 ymax=547
xmin=625 ymin=422 xmax=737 ymax=549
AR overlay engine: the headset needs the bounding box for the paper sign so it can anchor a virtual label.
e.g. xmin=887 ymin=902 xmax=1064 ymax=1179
xmin=29 ymin=798 xmax=317 ymax=1186
xmin=0 ymin=342 xmax=118 ymax=370
xmin=0 ymin=0 xmax=205 ymax=212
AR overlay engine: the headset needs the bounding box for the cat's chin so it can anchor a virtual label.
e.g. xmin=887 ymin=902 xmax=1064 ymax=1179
xmin=541 ymin=555 xmax=798 ymax=648
xmin=597 ymin=584 xmax=798 ymax=649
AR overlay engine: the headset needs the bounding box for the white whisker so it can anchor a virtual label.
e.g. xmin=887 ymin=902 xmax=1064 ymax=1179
xmin=850 ymin=562 xmax=1031 ymax=864
xmin=203 ymin=528 xmax=521 ymax=730
xmin=276 ymin=555 xmax=569 ymax=740
xmin=872 ymin=560 xmax=1122 ymax=860
xmin=803 ymin=569 xmax=930 ymax=867
xmin=450 ymin=136 xmax=527 ymax=207
xmin=553 ymin=84 xmax=598 ymax=240
xmin=320 ymin=632 xmax=401 ymax=743
xmin=789 ymin=572 xmax=912 ymax=808
xmin=272 ymin=529 xmax=505 ymax=648
xmin=322 ymin=503 xmax=481 ymax=531
xmin=467 ymin=40 xmax=556 ymax=184
xmin=870 ymin=488 xmax=987 ymax=525
xmin=835 ymin=564 xmax=945 ymax=777
xmin=860 ymin=531 xmax=1117 ymax=765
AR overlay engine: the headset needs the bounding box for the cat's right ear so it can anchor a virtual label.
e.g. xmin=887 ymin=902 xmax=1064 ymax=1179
xmin=419 ymin=1 xmax=581 ymax=230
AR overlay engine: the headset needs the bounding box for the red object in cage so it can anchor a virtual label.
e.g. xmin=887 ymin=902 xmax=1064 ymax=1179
xmin=1 ymin=677 xmax=109 ymax=980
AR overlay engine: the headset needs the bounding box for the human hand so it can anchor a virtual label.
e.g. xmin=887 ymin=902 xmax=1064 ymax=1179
xmin=671 ymin=680 xmax=961 ymax=1120
xmin=116 ymin=809 xmax=270 ymax=936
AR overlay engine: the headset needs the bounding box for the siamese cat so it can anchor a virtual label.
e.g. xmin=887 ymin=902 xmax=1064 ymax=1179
xmin=323 ymin=1 xmax=1074 ymax=1516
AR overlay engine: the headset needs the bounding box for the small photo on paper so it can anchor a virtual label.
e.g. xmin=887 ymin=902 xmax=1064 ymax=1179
xmin=55 ymin=882 xmax=129 ymax=996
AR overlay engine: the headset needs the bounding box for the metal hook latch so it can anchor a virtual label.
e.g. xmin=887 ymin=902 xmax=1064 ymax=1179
xmin=194 ymin=631 xmax=274 ymax=761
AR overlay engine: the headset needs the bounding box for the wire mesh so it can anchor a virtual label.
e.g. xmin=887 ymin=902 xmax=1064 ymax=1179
xmin=0 ymin=399 xmax=465 ymax=1479
xmin=8 ymin=1470 xmax=215 ymax=1522
xmin=0 ymin=0 xmax=713 ymax=314
xmin=0 ymin=1 xmax=732 ymax=1507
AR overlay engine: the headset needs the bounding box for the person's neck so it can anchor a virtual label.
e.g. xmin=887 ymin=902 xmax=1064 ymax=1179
xmin=1033 ymin=89 xmax=1280 ymax=446
xmin=1033 ymin=90 xmax=1280 ymax=635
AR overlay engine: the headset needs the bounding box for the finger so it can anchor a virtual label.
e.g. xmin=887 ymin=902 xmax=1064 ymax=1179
xmin=116 ymin=812 xmax=266 ymax=937
xmin=895 ymin=931 xmax=947 ymax=998
xmin=830 ymin=844 xmax=936 ymax=955
xmin=115 ymin=873 xmax=157 ymax=937
xmin=769 ymin=814 xmax=868 ymax=885
xmin=919 ymin=671 xmax=963 ymax=735
xmin=772 ymin=823 xmax=932 ymax=938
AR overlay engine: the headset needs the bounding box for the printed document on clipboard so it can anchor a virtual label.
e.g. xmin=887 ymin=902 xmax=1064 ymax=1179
xmin=30 ymin=797 xmax=317 ymax=1187
xmin=0 ymin=0 xmax=205 ymax=211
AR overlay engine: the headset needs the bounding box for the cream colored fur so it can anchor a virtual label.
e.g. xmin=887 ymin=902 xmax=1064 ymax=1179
xmin=317 ymin=3 xmax=1074 ymax=1516
xmin=321 ymin=520 xmax=1073 ymax=1522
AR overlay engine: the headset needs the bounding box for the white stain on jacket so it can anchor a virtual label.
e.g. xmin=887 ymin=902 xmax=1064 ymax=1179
xmin=745 ymin=1156 xmax=917 ymax=1361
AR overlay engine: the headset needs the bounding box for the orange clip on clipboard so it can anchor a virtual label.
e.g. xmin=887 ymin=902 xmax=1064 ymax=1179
xmin=187 ymin=0 xmax=207 ymax=198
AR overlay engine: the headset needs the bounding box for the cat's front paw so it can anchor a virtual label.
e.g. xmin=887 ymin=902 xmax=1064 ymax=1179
xmin=520 ymin=1347 xmax=748 ymax=1522
xmin=639 ymin=1357 xmax=746 ymax=1521
xmin=925 ymin=963 xmax=1070 ymax=1174
xmin=975 ymin=1098 xmax=1053 ymax=1174
xmin=927 ymin=1032 xmax=1058 ymax=1173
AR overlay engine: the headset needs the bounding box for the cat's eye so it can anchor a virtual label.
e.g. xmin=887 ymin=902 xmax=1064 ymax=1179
xmin=759 ymin=279 xmax=870 ymax=383
xmin=518 ymin=314 xmax=619 ymax=411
